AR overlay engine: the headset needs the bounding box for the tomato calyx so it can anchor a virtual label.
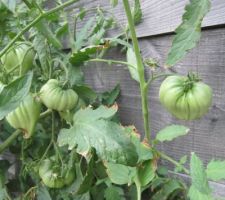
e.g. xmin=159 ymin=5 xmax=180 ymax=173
xmin=183 ymin=73 xmax=201 ymax=93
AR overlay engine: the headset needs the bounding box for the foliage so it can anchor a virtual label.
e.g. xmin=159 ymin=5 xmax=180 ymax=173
xmin=166 ymin=0 xmax=211 ymax=67
xmin=0 ymin=0 xmax=223 ymax=200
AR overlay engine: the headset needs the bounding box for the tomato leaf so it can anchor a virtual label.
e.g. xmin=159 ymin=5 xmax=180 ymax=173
xmin=206 ymin=160 xmax=225 ymax=181
xmin=166 ymin=0 xmax=211 ymax=67
xmin=124 ymin=126 xmax=153 ymax=162
xmin=156 ymin=125 xmax=189 ymax=142
xmin=126 ymin=48 xmax=139 ymax=83
xmin=73 ymin=85 xmax=97 ymax=104
xmin=188 ymin=153 xmax=212 ymax=199
xmin=70 ymin=45 xmax=105 ymax=66
xmin=0 ymin=72 xmax=33 ymax=120
xmin=188 ymin=186 xmax=213 ymax=200
xmin=68 ymin=65 xmax=84 ymax=86
xmin=151 ymin=179 xmax=184 ymax=200
xmin=104 ymin=185 xmax=125 ymax=200
xmin=105 ymin=162 xmax=137 ymax=185
xmin=75 ymin=17 xmax=95 ymax=51
xmin=77 ymin=152 xmax=95 ymax=194
xmin=99 ymin=84 xmax=120 ymax=106
xmin=137 ymin=160 xmax=156 ymax=187
xmin=132 ymin=0 xmax=142 ymax=25
xmin=33 ymin=32 xmax=50 ymax=75
xmin=35 ymin=20 xmax=62 ymax=49
xmin=36 ymin=185 xmax=52 ymax=200
xmin=110 ymin=0 xmax=118 ymax=7
xmin=58 ymin=106 xmax=138 ymax=166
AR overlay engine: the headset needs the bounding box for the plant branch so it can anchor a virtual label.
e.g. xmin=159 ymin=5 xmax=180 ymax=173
xmin=159 ymin=151 xmax=189 ymax=175
xmin=146 ymin=73 xmax=176 ymax=88
xmin=122 ymin=0 xmax=151 ymax=141
xmin=89 ymin=58 xmax=136 ymax=69
xmin=135 ymin=179 xmax=142 ymax=200
xmin=23 ymin=186 xmax=37 ymax=199
xmin=40 ymin=109 xmax=52 ymax=119
xmin=0 ymin=130 xmax=21 ymax=154
xmin=0 ymin=0 xmax=79 ymax=58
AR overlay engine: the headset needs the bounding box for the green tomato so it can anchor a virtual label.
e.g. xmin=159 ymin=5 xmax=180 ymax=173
xmin=39 ymin=157 xmax=76 ymax=188
xmin=40 ymin=79 xmax=79 ymax=112
xmin=63 ymin=167 xmax=76 ymax=186
xmin=59 ymin=97 xmax=86 ymax=123
xmin=159 ymin=74 xmax=212 ymax=120
xmin=6 ymin=94 xmax=41 ymax=138
xmin=39 ymin=159 xmax=65 ymax=189
xmin=1 ymin=42 xmax=35 ymax=75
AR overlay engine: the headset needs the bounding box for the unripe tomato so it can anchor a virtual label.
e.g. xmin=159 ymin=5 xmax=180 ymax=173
xmin=59 ymin=98 xmax=86 ymax=123
xmin=40 ymin=79 xmax=79 ymax=112
xmin=1 ymin=42 xmax=35 ymax=75
xmin=159 ymin=74 xmax=212 ymax=120
xmin=39 ymin=157 xmax=76 ymax=188
xmin=6 ymin=94 xmax=41 ymax=138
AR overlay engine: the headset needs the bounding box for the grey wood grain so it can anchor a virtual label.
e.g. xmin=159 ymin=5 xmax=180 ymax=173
xmin=83 ymin=28 xmax=225 ymax=194
xmin=67 ymin=0 xmax=225 ymax=38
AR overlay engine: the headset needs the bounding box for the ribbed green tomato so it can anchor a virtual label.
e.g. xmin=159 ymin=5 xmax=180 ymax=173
xmin=39 ymin=157 xmax=76 ymax=189
xmin=40 ymin=79 xmax=79 ymax=111
xmin=59 ymin=98 xmax=86 ymax=123
xmin=159 ymin=75 xmax=212 ymax=120
xmin=1 ymin=42 xmax=35 ymax=75
xmin=6 ymin=94 xmax=41 ymax=138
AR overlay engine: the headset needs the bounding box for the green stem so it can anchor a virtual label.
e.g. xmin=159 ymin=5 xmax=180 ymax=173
xmin=135 ymin=179 xmax=142 ymax=200
xmin=39 ymin=111 xmax=55 ymax=163
xmin=40 ymin=109 xmax=52 ymax=119
xmin=51 ymin=58 xmax=69 ymax=84
xmin=0 ymin=0 xmax=79 ymax=58
xmin=23 ymin=186 xmax=37 ymax=199
xmin=0 ymin=130 xmax=21 ymax=154
xmin=159 ymin=151 xmax=190 ymax=174
xmin=146 ymin=73 xmax=176 ymax=88
xmin=89 ymin=58 xmax=136 ymax=70
xmin=122 ymin=0 xmax=150 ymax=141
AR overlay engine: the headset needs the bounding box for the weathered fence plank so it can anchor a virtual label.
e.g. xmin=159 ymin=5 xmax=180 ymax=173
xmin=68 ymin=0 xmax=225 ymax=38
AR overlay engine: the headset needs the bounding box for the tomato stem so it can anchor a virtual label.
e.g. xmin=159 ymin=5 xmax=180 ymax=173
xmin=0 ymin=130 xmax=21 ymax=154
xmin=146 ymin=73 xmax=176 ymax=88
xmin=135 ymin=179 xmax=142 ymax=200
xmin=122 ymin=0 xmax=151 ymax=142
xmin=89 ymin=58 xmax=136 ymax=70
xmin=159 ymin=151 xmax=190 ymax=174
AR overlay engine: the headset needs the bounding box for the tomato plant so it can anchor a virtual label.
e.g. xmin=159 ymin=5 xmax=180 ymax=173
xmin=0 ymin=0 xmax=223 ymax=200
